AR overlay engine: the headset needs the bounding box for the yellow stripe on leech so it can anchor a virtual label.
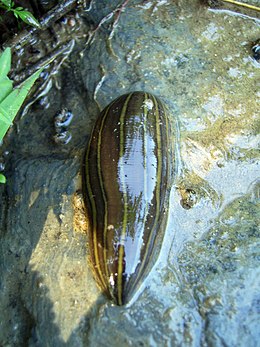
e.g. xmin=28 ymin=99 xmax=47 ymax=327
xmin=117 ymin=92 xmax=133 ymax=305
xmin=85 ymin=123 xmax=107 ymax=290
xmin=162 ymin=102 xmax=171 ymax=184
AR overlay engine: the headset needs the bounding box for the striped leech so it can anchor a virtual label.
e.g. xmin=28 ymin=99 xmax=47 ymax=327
xmin=82 ymin=91 xmax=173 ymax=305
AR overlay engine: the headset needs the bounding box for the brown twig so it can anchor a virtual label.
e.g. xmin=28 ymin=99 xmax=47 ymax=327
xmin=11 ymin=40 xmax=74 ymax=84
xmin=86 ymin=0 xmax=130 ymax=46
xmin=207 ymin=0 xmax=260 ymax=12
xmin=2 ymin=0 xmax=79 ymax=50
xmin=221 ymin=0 xmax=260 ymax=12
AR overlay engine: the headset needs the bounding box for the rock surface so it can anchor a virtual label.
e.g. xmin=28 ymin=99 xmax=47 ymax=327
xmin=0 ymin=1 xmax=259 ymax=346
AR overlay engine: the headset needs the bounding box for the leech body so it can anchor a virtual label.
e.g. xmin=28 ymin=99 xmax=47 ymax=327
xmin=83 ymin=91 xmax=173 ymax=305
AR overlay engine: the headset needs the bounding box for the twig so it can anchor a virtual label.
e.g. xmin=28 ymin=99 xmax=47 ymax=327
xmin=86 ymin=0 xmax=130 ymax=46
xmin=212 ymin=0 xmax=260 ymax=12
xmin=2 ymin=0 xmax=79 ymax=50
xmin=11 ymin=40 xmax=75 ymax=84
xmin=19 ymin=40 xmax=75 ymax=118
xmin=84 ymin=0 xmax=95 ymax=12
xmin=107 ymin=0 xmax=130 ymax=58
xmin=108 ymin=0 xmax=130 ymax=41
xmin=222 ymin=0 xmax=260 ymax=11
xmin=93 ymin=64 xmax=107 ymax=111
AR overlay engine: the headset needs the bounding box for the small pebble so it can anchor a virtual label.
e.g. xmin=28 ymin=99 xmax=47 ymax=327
xmin=53 ymin=131 xmax=72 ymax=145
xmin=252 ymin=39 xmax=260 ymax=61
xmin=54 ymin=109 xmax=74 ymax=130
xmin=0 ymin=158 xmax=5 ymax=172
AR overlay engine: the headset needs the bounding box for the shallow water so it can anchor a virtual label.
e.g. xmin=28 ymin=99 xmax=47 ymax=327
xmin=0 ymin=1 xmax=259 ymax=346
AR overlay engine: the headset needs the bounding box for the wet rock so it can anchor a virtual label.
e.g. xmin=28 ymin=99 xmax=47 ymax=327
xmin=0 ymin=0 xmax=259 ymax=346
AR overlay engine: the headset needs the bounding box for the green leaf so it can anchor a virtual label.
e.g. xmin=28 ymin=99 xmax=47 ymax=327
xmin=0 ymin=173 xmax=6 ymax=183
xmin=0 ymin=173 xmax=6 ymax=184
xmin=0 ymin=67 xmax=43 ymax=140
xmin=15 ymin=7 xmax=23 ymax=11
xmin=15 ymin=10 xmax=40 ymax=28
xmin=0 ymin=47 xmax=11 ymax=78
xmin=0 ymin=78 xmax=13 ymax=103
xmin=0 ymin=0 xmax=12 ymax=9
xmin=0 ymin=48 xmax=13 ymax=103
xmin=0 ymin=104 xmax=12 ymax=125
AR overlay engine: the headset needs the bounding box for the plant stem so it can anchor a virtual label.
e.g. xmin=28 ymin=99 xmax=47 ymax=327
xmin=221 ymin=0 xmax=260 ymax=11
xmin=2 ymin=0 xmax=79 ymax=49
